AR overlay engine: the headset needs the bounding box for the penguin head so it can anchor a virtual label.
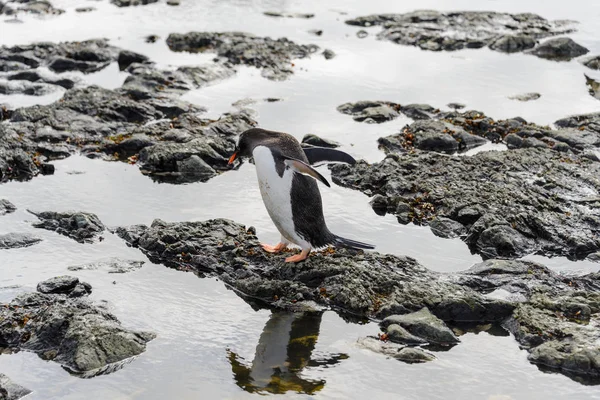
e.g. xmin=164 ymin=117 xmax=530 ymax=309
xmin=228 ymin=128 xmax=273 ymax=165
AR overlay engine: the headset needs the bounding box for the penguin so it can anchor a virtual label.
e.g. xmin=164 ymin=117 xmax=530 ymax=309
xmin=228 ymin=128 xmax=374 ymax=263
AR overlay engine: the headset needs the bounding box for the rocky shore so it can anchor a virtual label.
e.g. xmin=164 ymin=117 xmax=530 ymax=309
xmin=333 ymin=102 xmax=600 ymax=261
xmin=113 ymin=217 xmax=600 ymax=382
xmin=0 ymin=276 xmax=155 ymax=379
xmin=345 ymin=10 xmax=588 ymax=60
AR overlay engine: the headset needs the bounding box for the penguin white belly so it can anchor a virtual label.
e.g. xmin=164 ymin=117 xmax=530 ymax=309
xmin=252 ymin=146 xmax=310 ymax=249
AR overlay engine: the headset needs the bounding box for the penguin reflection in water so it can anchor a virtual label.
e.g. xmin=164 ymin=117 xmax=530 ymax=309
xmin=228 ymin=128 xmax=374 ymax=262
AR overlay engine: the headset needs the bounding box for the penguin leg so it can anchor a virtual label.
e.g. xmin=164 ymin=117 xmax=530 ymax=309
xmin=285 ymin=248 xmax=311 ymax=263
xmin=261 ymin=236 xmax=290 ymax=253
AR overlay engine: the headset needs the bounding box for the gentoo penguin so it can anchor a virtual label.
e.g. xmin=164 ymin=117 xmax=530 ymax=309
xmin=228 ymin=128 xmax=374 ymax=263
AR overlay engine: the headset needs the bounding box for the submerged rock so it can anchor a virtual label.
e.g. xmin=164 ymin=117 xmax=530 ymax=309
xmin=263 ymin=11 xmax=314 ymax=19
xmin=584 ymin=74 xmax=600 ymax=100
xmin=68 ymin=258 xmax=145 ymax=274
xmin=583 ymin=55 xmax=600 ymax=70
xmin=381 ymin=308 xmax=459 ymax=345
xmin=509 ymin=92 xmax=541 ymax=102
xmin=0 ymin=279 xmax=155 ymax=376
xmin=166 ymin=31 xmax=320 ymax=80
xmin=0 ymin=199 xmax=16 ymax=215
xmin=0 ymin=232 xmax=42 ymax=249
xmin=111 ymin=0 xmax=158 ymax=6
xmin=345 ymin=11 xmax=574 ymax=55
xmin=29 ymin=210 xmax=105 ymax=243
xmin=337 ymin=101 xmax=401 ymax=123
xmin=356 ymin=337 xmax=435 ymax=363
xmin=0 ymin=374 xmax=31 ymax=400
xmin=528 ymin=37 xmax=589 ymax=61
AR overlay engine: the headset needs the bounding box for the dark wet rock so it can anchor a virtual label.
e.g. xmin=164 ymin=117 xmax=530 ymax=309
xmin=68 ymin=258 xmax=144 ymax=274
xmin=166 ymin=31 xmax=319 ymax=80
xmin=0 ymin=39 xmax=117 ymax=76
xmin=75 ymin=6 xmax=95 ymax=12
xmin=0 ymin=374 xmax=31 ymax=400
xmin=331 ymin=144 xmax=600 ymax=260
xmin=301 ymin=134 xmax=340 ymax=148
xmin=356 ymin=30 xmax=368 ymax=39
xmin=0 ymin=199 xmax=16 ymax=215
xmin=0 ymin=232 xmax=42 ymax=249
xmin=587 ymin=252 xmax=600 ymax=262
xmin=13 ymin=0 xmax=64 ymax=15
xmin=584 ymin=74 xmax=600 ymax=100
xmin=111 ymin=0 xmax=158 ymax=6
xmin=400 ymin=104 xmax=437 ymax=120
xmin=117 ymin=50 xmax=149 ymax=71
xmin=583 ymin=55 xmax=600 ymax=70
xmin=385 ymin=324 xmax=428 ymax=345
xmin=166 ymin=0 xmax=179 ymax=5
xmin=381 ymin=308 xmax=459 ymax=345
xmin=145 ymin=34 xmax=160 ymax=43
xmin=322 ymin=49 xmax=335 ymax=59
xmin=115 ymin=218 xmax=514 ymax=321
xmin=528 ymin=37 xmax=589 ymax=61
xmin=29 ymin=210 xmax=105 ymax=243
xmin=0 ymin=281 xmax=155 ymax=376
xmin=337 ymin=101 xmax=400 ymax=123
xmin=0 ymin=80 xmax=57 ymax=96
xmin=308 ymin=29 xmax=323 ymax=36
xmin=116 ymin=218 xmax=600 ymax=381
xmin=345 ymin=11 xmax=574 ymax=55
xmin=263 ymin=11 xmax=314 ymax=19
xmin=37 ymin=275 xmax=92 ymax=297
xmin=509 ymin=92 xmax=541 ymax=102
xmin=356 ymin=337 xmax=435 ymax=363
xmin=429 ymin=217 xmax=466 ymax=239
xmin=7 ymin=70 xmax=76 ymax=89
xmin=378 ymin=119 xmax=487 ymax=154
xmin=446 ymin=103 xmax=465 ymax=110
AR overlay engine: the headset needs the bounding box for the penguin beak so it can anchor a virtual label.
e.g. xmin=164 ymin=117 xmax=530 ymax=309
xmin=228 ymin=151 xmax=238 ymax=165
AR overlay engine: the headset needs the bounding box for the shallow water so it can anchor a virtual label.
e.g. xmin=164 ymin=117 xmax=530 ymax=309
xmin=1 ymin=0 xmax=600 ymax=399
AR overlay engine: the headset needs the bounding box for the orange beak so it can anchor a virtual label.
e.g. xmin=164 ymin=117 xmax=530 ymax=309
xmin=228 ymin=151 xmax=238 ymax=165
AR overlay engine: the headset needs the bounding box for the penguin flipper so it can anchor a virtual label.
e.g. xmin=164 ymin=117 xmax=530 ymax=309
xmin=303 ymin=146 xmax=356 ymax=166
xmin=283 ymin=157 xmax=331 ymax=187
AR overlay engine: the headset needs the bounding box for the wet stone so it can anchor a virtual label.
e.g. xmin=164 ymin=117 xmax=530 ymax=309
xmin=381 ymin=308 xmax=459 ymax=345
xmin=302 ymin=134 xmax=340 ymax=148
xmin=528 ymin=37 xmax=589 ymax=61
xmin=29 ymin=210 xmax=105 ymax=243
xmin=0 ymin=199 xmax=16 ymax=215
xmin=356 ymin=337 xmax=435 ymax=364
xmin=322 ymin=49 xmax=336 ymax=59
xmin=337 ymin=101 xmax=400 ymax=123
xmin=345 ymin=11 xmax=575 ymax=56
xmin=583 ymin=55 xmax=600 ymax=70
xmin=166 ymin=31 xmax=319 ymax=81
xmin=509 ymin=93 xmax=541 ymax=102
xmin=0 ymin=282 xmax=155 ymax=376
xmin=0 ymin=233 xmax=42 ymax=249
xmin=263 ymin=11 xmax=314 ymax=19
xmin=0 ymin=374 xmax=31 ymax=400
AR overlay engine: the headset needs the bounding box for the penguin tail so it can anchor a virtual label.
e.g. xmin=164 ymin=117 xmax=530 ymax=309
xmin=331 ymin=234 xmax=375 ymax=250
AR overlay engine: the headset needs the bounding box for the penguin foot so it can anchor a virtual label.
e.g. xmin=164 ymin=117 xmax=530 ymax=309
xmin=261 ymin=242 xmax=287 ymax=253
xmin=285 ymin=248 xmax=310 ymax=263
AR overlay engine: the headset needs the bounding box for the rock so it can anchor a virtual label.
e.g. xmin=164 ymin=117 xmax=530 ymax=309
xmin=145 ymin=35 xmax=160 ymax=43
xmin=356 ymin=30 xmax=368 ymax=39
xmin=582 ymin=55 xmax=600 ymax=70
xmin=356 ymin=337 xmax=435 ymax=363
xmin=75 ymin=6 xmax=95 ymax=12
xmin=0 ymin=374 xmax=31 ymax=400
xmin=381 ymin=308 xmax=459 ymax=345
xmin=385 ymin=324 xmax=428 ymax=345
xmin=337 ymin=101 xmax=400 ymax=123
xmin=29 ymin=210 xmax=105 ymax=243
xmin=166 ymin=31 xmax=319 ymax=81
xmin=446 ymin=102 xmax=465 ymax=110
xmin=0 ymin=282 xmax=155 ymax=376
xmin=68 ymin=258 xmax=145 ymax=273
xmin=528 ymin=37 xmax=589 ymax=61
xmin=585 ymin=74 xmax=600 ymax=100
xmin=0 ymin=199 xmax=16 ymax=215
xmin=346 ymin=11 xmax=574 ymax=55
xmin=301 ymin=134 xmax=340 ymax=148
xmin=37 ymin=276 xmax=92 ymax=298
xmin=111 ymin=0 xmax=158 ymax=6
xmin=400 ymin=104 xmax=437 ymax=120
xmin=263 ymin=11 xmax=314 ymax=19
xmin=17 ymin=0 xmax=64 ymax=15
xmin=477 ymin=225 xmax=534 ymax=259
xmin=509 ymin=93 xmax=541 ymax=102
xmin=0 ymin=233 xmax=42 ymax=249
xmin=309 ymin=29 xmax=323 ymax=36
xmin=322 ymin=49 xmax=335 ymax=59
xmin=117 ymin=50 xmax=149 ymax=71
xmin=115 ymin=218 xmax=514 ymax=321
xmin=429 ymin=217 xmax=467 ymax=239
xmin=166 ymin=0 xmax=179 ymax=5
